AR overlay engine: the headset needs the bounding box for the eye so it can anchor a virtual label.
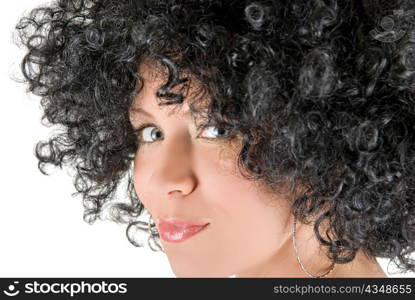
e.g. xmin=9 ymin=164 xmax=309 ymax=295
xmin=198 ymin=125 xmax=231 ymax=140
xmin=133 ymin=123 xmax=234 ymax=144
xmin=137 ymin=124 xmax=163 ymax=143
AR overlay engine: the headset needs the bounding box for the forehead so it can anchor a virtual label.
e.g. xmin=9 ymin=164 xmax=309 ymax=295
xmin=138 ymin=58 xmax=167 ymax=84
xmin=131 ymin=58 xmax=210 ymax=118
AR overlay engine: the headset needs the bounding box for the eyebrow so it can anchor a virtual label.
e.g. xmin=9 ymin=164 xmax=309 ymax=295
xmin=130 ymin=107 xmax=154 ymax=118
xmin=130 ymin=105 xmax=192 ymax=119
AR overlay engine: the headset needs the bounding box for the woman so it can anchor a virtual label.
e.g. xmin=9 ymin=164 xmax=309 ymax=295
xmin=15 ymin=0 xmax=415 ymax=277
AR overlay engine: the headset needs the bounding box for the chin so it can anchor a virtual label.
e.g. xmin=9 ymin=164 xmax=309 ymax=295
xmin=171 ymin=265 xmax=234 ymax=278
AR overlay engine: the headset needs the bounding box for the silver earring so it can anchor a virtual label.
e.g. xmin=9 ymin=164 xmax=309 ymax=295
xmin=292 ymin=216 xmax=335 ymax=278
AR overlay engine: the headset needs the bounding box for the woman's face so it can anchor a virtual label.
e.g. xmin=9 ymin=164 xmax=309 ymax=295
xmin=129 ymin=62 xmax=294 ymax=277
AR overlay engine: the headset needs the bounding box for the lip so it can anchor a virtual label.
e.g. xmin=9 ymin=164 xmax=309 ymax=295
xmin=157 ymin=218 xmax=210 ymax=243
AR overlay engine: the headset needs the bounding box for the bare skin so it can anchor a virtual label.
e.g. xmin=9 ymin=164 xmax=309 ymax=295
xmin=129 ymin=59 xmax=387 ymax=278
xmin=234 ymin=216 xmax=387 ymax=277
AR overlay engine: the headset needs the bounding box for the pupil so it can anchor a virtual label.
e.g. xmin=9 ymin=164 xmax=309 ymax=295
xmin=152 ymin=128 xmax=162 ymax=139
xmin=218 ymin=128 xmax=226 ymax=135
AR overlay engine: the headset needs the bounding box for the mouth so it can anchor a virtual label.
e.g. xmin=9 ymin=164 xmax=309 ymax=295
xmin=157 ymin=218 xmax=210 ymax=243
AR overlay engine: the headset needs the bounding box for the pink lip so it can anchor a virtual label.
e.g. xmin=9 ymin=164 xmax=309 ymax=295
xmin=157 ymin=218 xmax=210 ymax=243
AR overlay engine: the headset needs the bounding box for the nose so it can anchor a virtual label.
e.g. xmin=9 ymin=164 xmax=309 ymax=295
xmin=149 ymin=132 xmax=197 ymax=197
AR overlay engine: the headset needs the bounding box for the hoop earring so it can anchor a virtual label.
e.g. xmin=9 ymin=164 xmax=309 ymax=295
xmin=292 ymin=216 xmax=336 ymax=278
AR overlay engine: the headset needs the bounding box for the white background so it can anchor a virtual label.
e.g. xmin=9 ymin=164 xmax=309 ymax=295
xmin=1 ymin=0 xmax=174 ymax=278
xmin=0 ymin=0 xmax=414 ymax=278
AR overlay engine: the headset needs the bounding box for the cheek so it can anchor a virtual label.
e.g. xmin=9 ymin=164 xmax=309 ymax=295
xmin=132 ymin=153 xmax=154 ymax=210
xmin=203 ymin=167 xmax=288 ymax=229
xmin=209 ymin=148 xmax=291 ymax=221
xmin=195 ymin=148 xmax=291 ymax=241
xmin=198 ymin=148 xmax=276 ymax=215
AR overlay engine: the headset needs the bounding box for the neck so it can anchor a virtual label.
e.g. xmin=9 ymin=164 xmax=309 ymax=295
xmin=233 ymin=216 xmax=387 ymax=277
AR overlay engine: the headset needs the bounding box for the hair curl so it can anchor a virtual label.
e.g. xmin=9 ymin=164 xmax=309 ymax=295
xmin=15 ymin=0 xmax=415 ymax=274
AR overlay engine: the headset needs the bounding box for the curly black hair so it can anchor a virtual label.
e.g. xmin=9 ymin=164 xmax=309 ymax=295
xmin=14 ymin=0 xmax=415 ymax=274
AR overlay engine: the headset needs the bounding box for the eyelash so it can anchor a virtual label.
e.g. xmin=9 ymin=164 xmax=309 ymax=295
xmin=132 ymin=122 xmax=236 ymax=145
